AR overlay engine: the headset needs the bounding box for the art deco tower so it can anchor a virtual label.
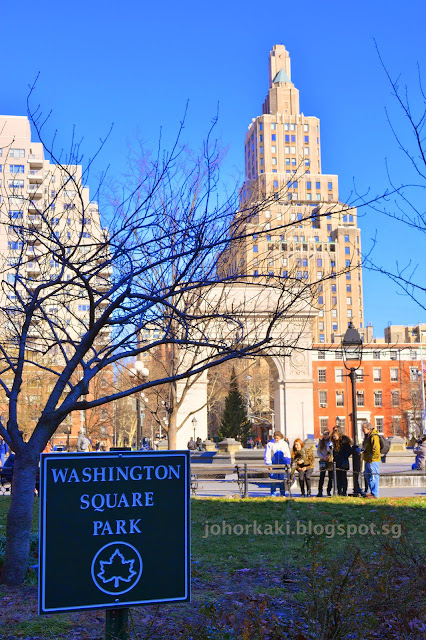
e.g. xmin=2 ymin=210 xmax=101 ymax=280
xmin=222 ymin=45 xmax=364 ymax=344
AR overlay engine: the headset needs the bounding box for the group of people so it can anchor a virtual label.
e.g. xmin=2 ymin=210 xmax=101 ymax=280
xmin=247 ymin=436 xmax=263 ymax=449
xmin=264 ymin=421 xmax=389 ymax=498
xmin=187 ymin=437 xmax=204 ymax=451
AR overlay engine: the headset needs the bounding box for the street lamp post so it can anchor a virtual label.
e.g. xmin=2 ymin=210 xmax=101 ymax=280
xmin=342 ymin=322 xmax=363 ymax=496
xmin=130 ymin=361 xmax=149 ymax=450
xmin=246 ymin=376 xmax=252 ymax=419
xmin=192 ymin=416 xmax=198 ymax=442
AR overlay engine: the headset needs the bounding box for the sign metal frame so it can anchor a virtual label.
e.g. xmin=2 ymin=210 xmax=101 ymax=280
xmin=38 ymin=450 xmax=190 ymax=614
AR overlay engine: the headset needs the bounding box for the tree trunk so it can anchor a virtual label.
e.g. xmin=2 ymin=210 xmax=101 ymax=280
xmin=168 ymin=411 xmax=177 ymax=450
xmin=0 ymin=454 xmax=38 ymax=585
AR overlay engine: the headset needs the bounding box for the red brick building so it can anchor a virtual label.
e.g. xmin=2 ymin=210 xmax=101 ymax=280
xmin=313 ymin=343 xmax=425 ymax=441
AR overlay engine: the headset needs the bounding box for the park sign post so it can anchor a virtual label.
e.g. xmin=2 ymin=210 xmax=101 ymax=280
xmin=39 ymin=450 xmax=190 ymax=615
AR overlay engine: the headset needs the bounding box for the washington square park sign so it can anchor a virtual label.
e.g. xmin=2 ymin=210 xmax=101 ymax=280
xmin=38 ymin=451 xmax=191 ymax=614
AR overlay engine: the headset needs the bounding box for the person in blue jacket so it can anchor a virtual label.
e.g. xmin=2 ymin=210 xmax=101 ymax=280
xmin=264 ymin=431 xmax=291 ymax=496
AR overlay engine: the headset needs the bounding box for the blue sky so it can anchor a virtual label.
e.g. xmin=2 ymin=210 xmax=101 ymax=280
xmin=1 ymin=0 xmax=425 ymax=337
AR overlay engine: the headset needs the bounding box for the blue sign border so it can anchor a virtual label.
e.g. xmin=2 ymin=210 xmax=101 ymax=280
xmin=39 ymin=450 xmax=190 ymax=613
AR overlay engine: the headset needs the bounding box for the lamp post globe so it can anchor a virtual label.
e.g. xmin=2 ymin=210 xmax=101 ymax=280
xmin=192 ymin=416 xmax=198 ymax=442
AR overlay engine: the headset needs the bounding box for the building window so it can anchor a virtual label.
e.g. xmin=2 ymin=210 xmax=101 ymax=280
xmin=356 ymin=390 xmax=365 ymax=407
xmin=335 ymin=351 xmax=343 ymax=360
xmin=9 ymin=164 xmax=25 ymax=173
xmin=409 ymin=349 xmax=418 ymax=359
xmin=391 ymin=416 xmax=402 ymax=436
xmin=320 ymin=417 xmax=329 ymax=432
xmin=335 ymin=417 xmax=346 ymax=432
xmin=318 ymin=350 xmax=326 ymax=360
xmin=9 ymin=149 xmax=25 ymax=158
xmin=335 ymin=368 xmax=344 ymax=383
xmin=271 ymin=134 xmax=276 ymax=141
xmin=373 ymin=350 xmax=381 ymax=360
xmin=390 ymin=368 xmax=399 ymax=382
xmin=304 ymin=124 xmax=309 ymax=132
xmin=373 ymin=368 xmax=381 ymax=382
xmin=336 ymin=391 xmax=344 ymax=407
xmin=375 ymin=417 xmax=384 ymax=433
xmin=390 ymin=351 xmax=398 ymax=361
xmin=318 ymin=369 xmax=326 ymax=383
xmin=319 ymin=390 xmax=327 ymax=407
xmin=355 ymin=369 xmax=364 ymax=382
xmin=374 ymin=391 xmax=383 ymax=407
xmin=410 ymin=366 xmax=418 ymax=381
xmin=391 ymin=390 xmax=400 ymax=407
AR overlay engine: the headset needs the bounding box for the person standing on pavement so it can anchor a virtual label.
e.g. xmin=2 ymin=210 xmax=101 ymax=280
xmin=264 ymin=431 xmax=291 ymax=496
xmin=76 ymin=430 xmax=91 ymax=452
xmin=331 ymin=429 xmax=352 ymax=496
xmin=360 ymin=421 xmax=381 ymax=498
xmin=291 ymin=438 xmax=315 ymax=497
xmin=187 ymin=437 xmax=196 ymax=451
xmin=413 ymin=435 xmax=426 ymax=470
xmin=316 ymin=429 xmax=334 ymax=497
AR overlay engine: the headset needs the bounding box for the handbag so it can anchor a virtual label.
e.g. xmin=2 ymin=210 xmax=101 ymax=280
xmin=319 ymin=460 xmax=327 ymax=471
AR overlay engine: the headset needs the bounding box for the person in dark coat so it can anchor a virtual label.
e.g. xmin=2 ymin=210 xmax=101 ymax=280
xmin=331 ymin=429 xmax=352 ymax=496
xmin=187 ymin=438 xmax=196 ymax=451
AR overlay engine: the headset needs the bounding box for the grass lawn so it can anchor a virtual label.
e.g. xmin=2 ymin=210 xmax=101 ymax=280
xmin=0 ymin=496 xmax=425 ymax=639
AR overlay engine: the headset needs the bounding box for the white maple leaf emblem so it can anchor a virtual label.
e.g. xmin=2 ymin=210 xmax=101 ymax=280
xmin=97 ymin=548 xmax=137 ymax=588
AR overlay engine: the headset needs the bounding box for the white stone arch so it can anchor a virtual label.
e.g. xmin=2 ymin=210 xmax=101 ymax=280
xmin=175 ymin=284 xmax=316 ymax=449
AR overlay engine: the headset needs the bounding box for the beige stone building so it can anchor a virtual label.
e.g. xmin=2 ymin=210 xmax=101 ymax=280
xmin=221 ymin=45 xmax=364 ymax=344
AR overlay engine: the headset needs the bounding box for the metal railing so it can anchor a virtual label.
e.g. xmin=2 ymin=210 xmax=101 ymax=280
xmin=190 ymin=463 xmax=426 ymax=498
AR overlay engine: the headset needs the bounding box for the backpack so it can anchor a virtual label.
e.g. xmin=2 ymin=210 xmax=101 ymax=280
xmin=376 ymin=433 xmax=391 ymax=455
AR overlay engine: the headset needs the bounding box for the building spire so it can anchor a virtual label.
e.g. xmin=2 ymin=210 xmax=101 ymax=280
xmin=268 ymin=44 xmax=292 ymax=88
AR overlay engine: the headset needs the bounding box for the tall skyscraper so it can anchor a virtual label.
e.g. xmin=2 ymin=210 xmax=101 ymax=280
xmin=221 ymin=45 xmax=364 ymax=343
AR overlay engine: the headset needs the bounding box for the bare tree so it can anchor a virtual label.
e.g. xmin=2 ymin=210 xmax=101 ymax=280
xmin=360 ymin=43 xmax=426 ymax=312
xmin=0 ymin=106 xmax=331 ymax=585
